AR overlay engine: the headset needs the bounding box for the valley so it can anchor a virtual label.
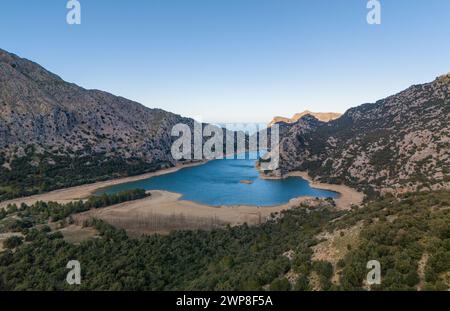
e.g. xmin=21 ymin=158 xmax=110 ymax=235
xmin=0 ymin=156 xmax=362 ymax=236
xmin=0 ymin=48 xmax=448 ymax=292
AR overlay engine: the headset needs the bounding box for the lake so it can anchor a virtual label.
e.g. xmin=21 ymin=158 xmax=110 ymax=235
xmin=98 ymin=155 xmax=339 ymax=206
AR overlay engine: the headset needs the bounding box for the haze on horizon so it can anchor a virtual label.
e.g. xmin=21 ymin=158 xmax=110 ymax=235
xmin=1 ymin=0 xmax=450 ymax=123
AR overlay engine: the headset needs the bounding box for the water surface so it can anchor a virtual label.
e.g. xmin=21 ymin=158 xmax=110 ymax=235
xmin=99 ymin=156 xmax=339 ymax=206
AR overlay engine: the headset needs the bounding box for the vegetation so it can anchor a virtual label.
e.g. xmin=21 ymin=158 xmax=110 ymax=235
xmin=332 ymin=190 xmax=450 ymax=290
xmin=0 ymin=204 xmax=341 ymax=290
xmin=0 ymin=189 xmax=148 ymax=233
xmin=0 ymin=147 xmax=167 ymax=201
xmin=2 ymin=236 xmax=23 ymax=249
xmin=0 ymin=190 xmax=448 ymax=291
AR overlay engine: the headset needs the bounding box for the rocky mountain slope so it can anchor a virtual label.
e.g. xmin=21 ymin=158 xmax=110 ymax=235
xmin=261 ymin=74 xmax=450 ymax=197
xmin=268 ymin=110 xmax=341 ymax=127
xmin=0 ymin=49 xmax=211 ymax=199
xmin=0 ymin=49 xmax=195 ymax=164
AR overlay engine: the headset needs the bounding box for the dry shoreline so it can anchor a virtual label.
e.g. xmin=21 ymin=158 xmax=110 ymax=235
xmin=0 ymin=161 xmax=207 ymax=209
xmin=0 ymin=162 xmax=364 ymax=232
xmin=72 ymin=190 xmax=317 ymax=235
xmin=260 ymin=171 xmax=364 ymax=210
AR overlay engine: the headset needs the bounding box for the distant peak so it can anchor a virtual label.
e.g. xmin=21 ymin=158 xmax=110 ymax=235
xmin=433 ymin=72 xmax=450 ymax=85
xmin=269 ymin=110 xmax=341 ymax=126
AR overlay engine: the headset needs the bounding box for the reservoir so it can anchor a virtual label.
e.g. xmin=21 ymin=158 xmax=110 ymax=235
xmin=98 ymin=155 xmax=339 ymax=206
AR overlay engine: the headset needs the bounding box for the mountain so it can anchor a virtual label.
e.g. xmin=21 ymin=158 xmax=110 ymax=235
xmin=268 ymin=110 xmax=341 ymax=127
xmin=0 ymin=49 xmax=195 ymax=161
xmin=261 ymin=74 xmax=450 ymax=197
xmin=0 ymin=49 xmax=202 ymax=199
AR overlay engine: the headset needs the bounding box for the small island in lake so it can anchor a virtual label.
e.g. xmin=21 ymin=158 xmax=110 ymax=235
xmin=239 ymin=180 xmax=253 ymax=184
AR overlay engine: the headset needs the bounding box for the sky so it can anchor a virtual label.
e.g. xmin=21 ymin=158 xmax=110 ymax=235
xmin=1 ymin=0 xmax=450 ymax=123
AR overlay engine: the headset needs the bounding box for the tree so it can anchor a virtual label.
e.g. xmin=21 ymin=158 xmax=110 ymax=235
xmin=270 ymin=278 xmax=291 ymax=291
xmin=293 ymin=275 xmax=310 ymax=291
xmin=3 ymin=236 xmax=23 ymax=249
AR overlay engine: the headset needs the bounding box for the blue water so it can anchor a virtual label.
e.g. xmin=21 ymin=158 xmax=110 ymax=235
xmin=98 ymin=156 xmax=339 ymax=206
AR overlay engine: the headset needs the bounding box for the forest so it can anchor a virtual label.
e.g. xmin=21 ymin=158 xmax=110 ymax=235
xmin=0 ymin=189 xmax=148 ymax=233
xmin=0 ymin=146 xmax=167 ymax=201
xmin=0 ymin=189 xmax=448 ymax=291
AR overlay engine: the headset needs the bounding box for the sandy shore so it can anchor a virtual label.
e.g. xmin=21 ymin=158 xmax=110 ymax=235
xmin=0 ymin=163 xmax=363 ymax=233
xmin=282 ymin=171 xmax=364 ymax=209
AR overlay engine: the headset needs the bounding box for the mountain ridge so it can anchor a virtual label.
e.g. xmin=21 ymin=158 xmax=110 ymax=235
xmin=261 ymin=74 xmax=450 ymax=197
xmin=268 ymin=110 xmax=341 ymax=127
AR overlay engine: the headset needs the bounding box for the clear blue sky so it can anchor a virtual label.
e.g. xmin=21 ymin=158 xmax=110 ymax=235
xmin=1 ymin=0 xmax=450 ymax=123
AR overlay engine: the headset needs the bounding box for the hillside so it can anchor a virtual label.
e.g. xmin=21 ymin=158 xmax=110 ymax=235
xmin=1 ymin=189 xmax=448 ymax=290
xmin=261 ymin=75 xmax=450 ymax=196
xmin=0 ymin=49 xmax=199 ymax=200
